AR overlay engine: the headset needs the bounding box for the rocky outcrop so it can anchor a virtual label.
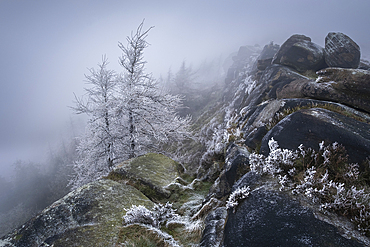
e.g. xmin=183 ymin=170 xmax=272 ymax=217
xmin=256 ymin=42 xmax=280 ymax=71
xmin=240 ymin=64 xmax=312 ymax=109
xmin=272 ymin=34 xmax=327 ymax=73
xmin=225 ymin=45 xmax=261 ymax=84
xmin=207 ymin=144 xmax=250 ymax=199
xmin=241 ymin=98 xmax=370 ymax=151
xmin=324 ymin=32 xmax=361 ymax=68
xmin=260 ymin=66 xmax=370 ymax=114
xmin=111 ymin=153 xmax=184 ymax=200
xmin=2 ymin=32 xmax=369 ymax=247
xmin=202 ymin=32 xmax=370 ymax=246
xmin=0 ymin=179 xmax=154 ymax=247
xmin=223 ymin=180 xmax=364 ymax=247
xmin=260 ymin=108 xmax=370 ymax=165
xmin=303 ymin=68 xmax=370 ymax=113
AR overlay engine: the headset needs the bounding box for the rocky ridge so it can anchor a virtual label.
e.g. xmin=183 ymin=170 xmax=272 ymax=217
xmin=1 ymin=32 xmax=370 ymax=246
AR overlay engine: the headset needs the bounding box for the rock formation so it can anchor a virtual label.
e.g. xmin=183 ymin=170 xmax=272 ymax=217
xmin=2 ymin=32 xmax=370 ymax=246
xmin=272 ymin=34 xmax=327 ymax=73
xmin=324 ymin=32 xmax=361 ymax=68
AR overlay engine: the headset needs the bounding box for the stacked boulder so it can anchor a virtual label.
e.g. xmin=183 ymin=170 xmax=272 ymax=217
xmin=272 ymin=34 xmax=327 ymax=73
xmin=324 ymin=32 xmax=361 ymax=68
xmin=256 ymin=32 xmax=361 ymax=75
xmin=201 ymin=32 xmax=370 ymax=246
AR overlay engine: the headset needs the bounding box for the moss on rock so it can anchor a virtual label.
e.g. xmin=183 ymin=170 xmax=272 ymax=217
xmin=1 ymin=179 xmax=154 ymax=247
xmin=112 ymin=153 xmax=184 ymax=201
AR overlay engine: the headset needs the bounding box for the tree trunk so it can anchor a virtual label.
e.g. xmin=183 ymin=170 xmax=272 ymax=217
xmin=129 ymin=110 xmax=135 ymax=159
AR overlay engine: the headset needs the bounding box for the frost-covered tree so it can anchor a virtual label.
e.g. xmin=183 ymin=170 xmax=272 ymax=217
xmin=172 ymin=61 xmax=195 ymax=94
xmin=69 ymin=22 xmax=191 ymax=188
xmin=116 ymin=21 xmax=191 ymax=158
xmin=70 ymin=57 xmax=118 ymax=188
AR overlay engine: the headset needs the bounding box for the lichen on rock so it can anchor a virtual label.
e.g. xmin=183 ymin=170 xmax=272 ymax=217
xmin=1 ymin=179 xmax=154 ymax=247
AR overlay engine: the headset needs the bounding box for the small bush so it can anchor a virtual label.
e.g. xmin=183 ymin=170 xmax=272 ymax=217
xmin=123 ymin=202 xmax=179 ymax=228
xmin=249 ymin=138 xmax=370 ymax=236
xmin=226 ymin=186 xmax=251 ymax=213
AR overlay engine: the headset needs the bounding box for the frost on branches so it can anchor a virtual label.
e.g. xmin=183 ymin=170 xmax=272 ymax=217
xmin=122 ymin=202 xmax=203 ymax=246
xmin=69 ymin=57 xmax=118 ymax=189
xmin=249 ymin=138 xmax=298 ymax=179
xmin=226 ymin=186 xmax=251 ymax=213
xmin=69 ymin=22 xmax=191 ymax=189
xmin=123 ymin=202 xmax=180 ymax=228
xmin=249 ymin=138 xmax=370 ymax=235
xmin=116 ymin=22 xmax=191 ymax=159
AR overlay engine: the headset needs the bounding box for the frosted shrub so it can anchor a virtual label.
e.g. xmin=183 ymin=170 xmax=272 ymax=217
xmin=122 ymin=202 xmax=204 ymax=246
xmin=249 ymin=153 xmax=268 ymax=174
xmin=123 ymin=202 xmax=180 ymax=228
xmin=226 ymin=186 xmax=251 ymax=213
xmin=250 ymin=138 xmax=298 ymax=187
xmin=123 ymin=205 xmax=158 ymax=227
xmin=249 ymin=138 xmax=370 ymax=235
xmin=152 ymin=202 xmax=180 ymax=227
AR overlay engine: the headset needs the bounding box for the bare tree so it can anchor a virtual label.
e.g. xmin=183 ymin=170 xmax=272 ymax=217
xmin=69 ymin=56 xmax=117 ymax=188
xmin=69 ymin=21 xmax=191 ymax=188
xmin=116 ymin=21 xmax=191 ymax=158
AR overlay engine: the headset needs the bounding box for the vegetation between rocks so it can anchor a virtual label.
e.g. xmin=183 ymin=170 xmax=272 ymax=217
xmin=244 ymin=138 xmax=370 ymax=236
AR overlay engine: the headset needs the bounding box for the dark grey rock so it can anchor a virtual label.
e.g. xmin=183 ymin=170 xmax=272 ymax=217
xmin=358 ymin=59 xmax=370 ymax=70
xmin=241 ymin=98 xmax=370 ymax=153
xmin=303 ymin=68 xmax=370 ymax=113
xmin=260 ymin=108 xmax=370 ymax=165
xmin=255 ymin=42 xmax=280 ymax=71
xmin=231 ymin=171 xmax=261 ymax=192
xmin=0 ymin=180 xmax=154 ymax=247
xmin=241 ymin=64 xmax=312 ymax=108
xmin=324 ymin=32 xmax=361 ymax=68
xmin=272 ymin=34 xmax=327 ymax=73
xmin=200 ymin=207 xmax=227 ymax=247
xmin=260 ymin=42 xmax=281 ymax=60
xmin=257 ymin=58 xmax=273 ymax=71
xmin=244 ymin=125 xmax=268 ymax=150
xmin=223 ymin=188 xmax=365 ymax=246
xmin=207 ymin=143 xmax=250 ymax=199
xmin=271 ymin=66 xmax=370 ymax=114
xmin=273 ymin=34 xmax=311 ymax=64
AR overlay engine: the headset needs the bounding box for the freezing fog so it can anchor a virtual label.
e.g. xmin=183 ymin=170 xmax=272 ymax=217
xmin=1 ymin=0 xmax=370 ymax=236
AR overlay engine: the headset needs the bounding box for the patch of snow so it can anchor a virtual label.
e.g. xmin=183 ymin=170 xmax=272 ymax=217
xmin=0 ymin=239 xmax=13 ymax=247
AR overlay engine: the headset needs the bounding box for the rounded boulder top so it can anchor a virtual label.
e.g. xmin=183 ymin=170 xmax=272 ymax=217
xmin=324 ymin=32 xmax=361 ymax=68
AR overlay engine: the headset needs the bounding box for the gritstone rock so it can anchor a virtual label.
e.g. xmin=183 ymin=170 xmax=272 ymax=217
xmin=260 ymin=108 xmax=370 ymax=165
xmin=272 ymin=34 xmax=327 ymax=73
xmin=324 ymin=32 xmax=361 ymax=68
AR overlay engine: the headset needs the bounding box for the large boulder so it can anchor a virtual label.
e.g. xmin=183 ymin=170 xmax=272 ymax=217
xmin=0 ymin=179 xmax=154 ymax=247
xmin=272 ymin=34 xmax=327 ymax=73
xmin=272 ymin=66 xmax=370 ymax=114
xmin=111 ymin=153 xmax=184 ymax=200
xmin=223 ymin=185 xmax=365 ymax=247
xmin=303 ymin=68 xmax=370 ymax=113
xmin=240 ymin=64 xmax=312 ymax=111
xmin=260 ymin=108 xmax=370 ymax=165
xmin=316 ymin=67 xmax=370 ymax=94
xmin=324 ymin=32 xmax=361 ymax=68
xmin=256 ymin=42 xmax=280 ymax=71
xmin=241 ymin=98 xmax=370 ymax=151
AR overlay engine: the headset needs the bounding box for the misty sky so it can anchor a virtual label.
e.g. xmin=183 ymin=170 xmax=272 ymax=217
xmin=1 ymin=0 xmax=370 ymax=177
